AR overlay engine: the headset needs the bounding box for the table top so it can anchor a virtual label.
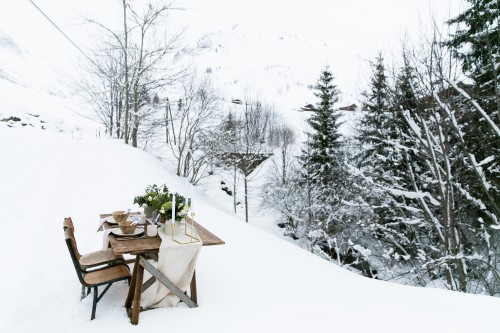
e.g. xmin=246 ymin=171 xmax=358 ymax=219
xmin=100 ymin=214 xmax=225 ymax=255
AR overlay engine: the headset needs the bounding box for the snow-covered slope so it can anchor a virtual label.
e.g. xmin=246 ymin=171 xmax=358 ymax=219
xmin=1 ymin=126 xmax=499 ymax=333
xmin=1 ymin=0 xmax=463 ymax=138
xmin=0 ymin=31 xmax=98 ymax=138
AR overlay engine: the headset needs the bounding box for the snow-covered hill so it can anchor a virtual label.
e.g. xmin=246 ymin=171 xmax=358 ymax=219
xmin=0 ymin=0 xmax=463 ymax=138
xmin=1 ymin=125 xmax=499 ymax=333
xmin=0 ymin=30 xmax=98 ymax=138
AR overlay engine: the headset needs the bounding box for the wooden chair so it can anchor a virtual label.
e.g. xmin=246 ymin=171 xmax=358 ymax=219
xmin=63 ymin=217 xmax=126 ymax=300
xmin=65 ymin=228 xmax=131 ymax=320
xmin=63 ymin=217 xmax=124 ymax=270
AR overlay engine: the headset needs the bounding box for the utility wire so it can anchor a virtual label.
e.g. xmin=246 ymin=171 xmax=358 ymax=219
xmin=27 ymin=0 xmax=97 ymax=66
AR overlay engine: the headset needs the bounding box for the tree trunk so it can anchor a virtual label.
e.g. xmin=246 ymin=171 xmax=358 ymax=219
xmin=282 ymin=146 xmax=286 ymax=185
xmin=244 ymin=173 xmax=248 ymax=223
xmin=122 ymin=0 xmax=129 ymax=145
xmin=233 ymin=165 xmax=237 ymax=214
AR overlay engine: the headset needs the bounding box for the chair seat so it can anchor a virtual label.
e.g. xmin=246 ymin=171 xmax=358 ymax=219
xmin=80 ymin=249 xmax=124 ymax=268
xmin=83 ymin=264 xmax=131 ymax=286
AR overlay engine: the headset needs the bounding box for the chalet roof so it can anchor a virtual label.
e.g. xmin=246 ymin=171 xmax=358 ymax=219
xmin=299 ymin=103 xmax=317 ymax=112
xmin=338 ymin=103 xmax=358 ymax=111
xmin=299 ymin=103 xmax=359 ymax=112
xmin=217 ymin=152 xmax=272 ymax=175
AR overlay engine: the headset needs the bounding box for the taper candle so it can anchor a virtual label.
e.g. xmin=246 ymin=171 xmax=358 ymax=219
xmin=171 ymin=195 xmax=176 ymax=224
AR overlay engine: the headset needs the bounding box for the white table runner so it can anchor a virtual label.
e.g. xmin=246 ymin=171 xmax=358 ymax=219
xmin=141 ymin=224 xmax=202 ymax=308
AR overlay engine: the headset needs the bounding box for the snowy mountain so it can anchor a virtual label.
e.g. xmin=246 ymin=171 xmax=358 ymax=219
xmin=0 ymin=30 xmax=98 ymax=138
xmin=1 ymin=0 xmax=462 ymax=138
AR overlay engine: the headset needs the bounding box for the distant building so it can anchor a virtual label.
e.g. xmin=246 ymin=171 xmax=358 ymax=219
xmin=338 ymin=104 xmax=358 ymax=111
xmin=298 ymin=103 xmax=359 ymax=112
xmin=299 ymin=103 xmax=316 ymax=112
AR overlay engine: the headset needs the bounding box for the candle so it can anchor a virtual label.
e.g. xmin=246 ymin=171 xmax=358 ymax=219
xmin=190 ymin=183 xmax=194 ymax=214
xmin=171 ymin=195 xmax=176 ymax=224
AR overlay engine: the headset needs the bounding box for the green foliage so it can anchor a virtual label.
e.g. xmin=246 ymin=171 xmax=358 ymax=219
xmin=132 ymin=184 xmax=189 ymax=221
xmin=158 ymin=193 xmax=189 ymax=221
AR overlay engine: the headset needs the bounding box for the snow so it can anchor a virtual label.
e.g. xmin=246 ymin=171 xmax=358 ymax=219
xmin=1 ymin=118 xmax=499 ymax=333
xmin=2 ymin=0 xmax=499 ymax=331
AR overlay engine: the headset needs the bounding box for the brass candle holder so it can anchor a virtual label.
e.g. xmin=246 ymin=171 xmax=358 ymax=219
xmin=171 ymin=212 xmax=199 ymax=245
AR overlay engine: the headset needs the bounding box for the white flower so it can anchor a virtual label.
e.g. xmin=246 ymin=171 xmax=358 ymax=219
xmin=142 ymin=203 xmax=148 ymax=208
xmin=148 ymin=196 xmax=153 ymax=201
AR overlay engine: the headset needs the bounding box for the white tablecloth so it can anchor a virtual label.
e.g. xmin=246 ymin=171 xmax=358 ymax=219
xmin=141 ymin=224 xmax=202 ymax=308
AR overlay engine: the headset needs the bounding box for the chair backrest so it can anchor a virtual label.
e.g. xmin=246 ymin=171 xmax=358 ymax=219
xmin=63 ymin=217 xmax=80 ymax=257
xmin=64 ymin=226 xmax=81 ymax=261
xmin=64 ymin=228 xmax=87 ymax=286
xmin=63 ymin=217 xmax=74 ymax=232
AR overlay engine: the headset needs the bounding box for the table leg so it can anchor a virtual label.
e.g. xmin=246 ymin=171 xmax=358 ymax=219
xmin=125 ymin=255 xmax=140 ymax=309
xmin=130 ymin=256 xmax=145 ymax=325
xmin=190 ymin=270 xmax=197 ymax=304
xmin=139 ymin=257 xmax=197 ymax=308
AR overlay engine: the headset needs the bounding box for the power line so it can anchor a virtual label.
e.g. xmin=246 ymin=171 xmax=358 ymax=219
xmin=27 ymin=0 xmax=96 ymax=65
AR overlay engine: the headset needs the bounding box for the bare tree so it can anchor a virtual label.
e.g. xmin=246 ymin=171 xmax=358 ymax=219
xmin=78 ymin=48 xmax=125 ymax=138
xmin=267 ymin=122 xmax=296 ymax=185
xmin=217 ymin=99 xmax=276 ymax=222
xmin=167 ymin=73 xmax=222 ymax=184
xmin=84 ymin=0 xmax=183 ymax=147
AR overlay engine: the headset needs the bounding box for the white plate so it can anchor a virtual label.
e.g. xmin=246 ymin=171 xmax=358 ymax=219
xmin=110 ymin=228 xmax=144 ymax=237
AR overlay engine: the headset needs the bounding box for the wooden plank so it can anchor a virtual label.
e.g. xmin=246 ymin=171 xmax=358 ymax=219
xmin=142 ymin=276 xmax=156 ymax=292
xmin=107 ymin=223 xmax=223 ymax=255
xmin=108 ymin=234 xmax=162 ymax=255
xmin=187 ymin=217 xmax=225 ymax=246
xmin=139 ymin=257 xmax=198 ymax=308
xmin=101 ymin=213 xmax=224 ymax=247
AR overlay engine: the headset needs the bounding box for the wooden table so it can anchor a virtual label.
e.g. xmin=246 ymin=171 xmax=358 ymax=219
xmin=100 ymin=214 xmax=224 ymax=325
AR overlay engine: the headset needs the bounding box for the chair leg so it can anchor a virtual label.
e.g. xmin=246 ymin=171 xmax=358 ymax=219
xmin=91 ymin=287 xmax=98 ymax=320
xmin=81 ymin=286 xmax=86 ymax=300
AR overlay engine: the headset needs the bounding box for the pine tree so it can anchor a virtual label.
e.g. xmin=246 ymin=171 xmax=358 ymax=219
xmin=446 ymin=1 xmax=500 ymax=217
xmin=447 ymin=0 xmax=500 ymax=243
xmin=357 ymin=53 xmax=392 ymax=170
xmin=447 ymin=0 xmax=499 ymax=116
xmin=299 ymin=67 xmax=348 ymax=251
xmin=304 ymin=67 xmax=344 ymax=186
xmin=359 ymin=53 xmax=390 ymax=158
xmin=355 ymin=54 xmax=424 ymax=263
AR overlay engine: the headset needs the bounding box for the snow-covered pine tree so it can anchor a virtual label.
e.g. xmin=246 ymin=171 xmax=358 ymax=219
xmin=353 ymin=54 xmax=426 ymax=281
xmin=447 ymin=0 xmax=499 ymax=117
xmin=396 ymin=29 xmax=500 ymax=292
xmin=445 ymin=1 xmax=500 ymax=294
xmin=358 ymin=53 xmax=391 ymax=164
xmin=446 ymin=0 xmax=500 ymax=222
xmin=299 ymin=67 xmax=349 ymax=256
xmin=304 ymin=67 xmax=344 ymax=186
